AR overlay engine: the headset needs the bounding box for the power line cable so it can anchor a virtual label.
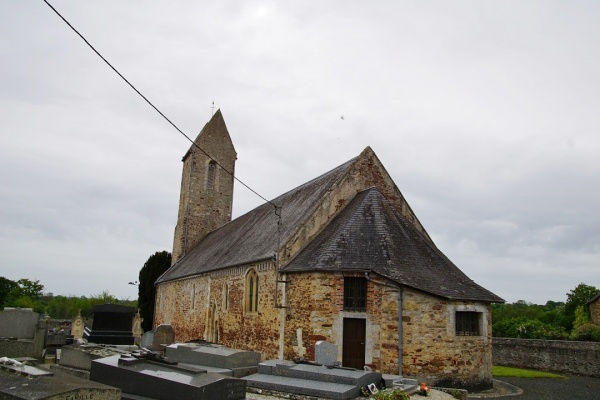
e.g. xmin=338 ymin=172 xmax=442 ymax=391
xmin=42 ymin=0 xmax=279 ymax=210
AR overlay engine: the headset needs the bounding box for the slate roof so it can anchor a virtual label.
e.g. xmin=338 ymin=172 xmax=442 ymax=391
xmin=284 ymin=188 xmax=504 ymax=302
xmin=156 ymin=158 xmax=356 ymax=283
xmin=157 ymin=152 xmax=504 ymax=303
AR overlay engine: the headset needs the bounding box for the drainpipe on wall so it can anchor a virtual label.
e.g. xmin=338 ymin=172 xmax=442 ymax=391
xmin=278 ymin=272 xmax=287 ymax=359
xmin=397 ymin=285 xmax=403 ymax=375
xmin=364 ymin=272 xmax=403 ymax=375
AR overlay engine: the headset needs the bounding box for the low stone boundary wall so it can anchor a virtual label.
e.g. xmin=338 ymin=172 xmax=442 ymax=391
xmin=492 ymin=338 xmax=600 ymax=377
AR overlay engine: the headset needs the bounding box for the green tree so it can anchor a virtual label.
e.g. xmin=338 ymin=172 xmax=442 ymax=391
xmin=0 ymin=277 xmax=17 ymax=308
xmin=564 ymin=283 xmax=599 ymax=331
xmin=4 ymin=279 xmax=45 ymax=312
xmin=493 ymin=317 xmax=569 ymax=340
xmin=138 ymin=251 xmax=171 ymax=332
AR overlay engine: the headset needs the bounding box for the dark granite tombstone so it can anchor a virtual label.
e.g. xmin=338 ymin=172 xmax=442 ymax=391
xmin=90 ymin=354 xmax=247 ymax=400
xmin=84 ymin=304 xmax=135 ymax=345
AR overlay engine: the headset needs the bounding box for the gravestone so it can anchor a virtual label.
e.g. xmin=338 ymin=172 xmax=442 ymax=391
xmin=151 ymin=324 xmax=175 ymax=351
xmin=71 ymin=310 xmax=84 ymax=339
xmin=91 ymin=354 xmax=247 ymax=400
xmin=141 ymin=331 xmax=154 ymax=348
xmin=84 ymin=304 xmax=135 ymax=345
xmin=0 ymin=308 xmax=40 ymax=338
xmin=0 ymin=308 xmax=47 ymax=359
xmin=293 ymin=328 xmax=307 ymax=359
xmin=315 ymin=340 xmax=338 ymax=367
xmin=132 ymin=309 xmax=143 ymax=343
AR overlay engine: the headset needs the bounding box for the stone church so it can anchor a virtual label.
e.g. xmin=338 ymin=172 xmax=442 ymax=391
xmin=154 ymin=110 xmax=504 ymax=390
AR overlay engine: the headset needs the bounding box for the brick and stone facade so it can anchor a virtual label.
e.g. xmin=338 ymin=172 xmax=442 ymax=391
xmin=155 ymin=262 xmax=281 ymax=360
xmin=155 ymin=111 xmax=502 ymax=391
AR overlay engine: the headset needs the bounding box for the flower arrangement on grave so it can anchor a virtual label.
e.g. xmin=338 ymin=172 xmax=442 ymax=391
xmin=371 ymin=388 xmax=410 ymax=400
xmin=415 ymin=381 xmax=431 ymax=396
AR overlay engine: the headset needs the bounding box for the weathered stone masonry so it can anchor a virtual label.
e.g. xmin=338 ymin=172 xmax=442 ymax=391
xmin=155 ymin=262 xmax=281 ymax=361
xmin=156 ymin=111 xmax=503 ymax=391
xmin=493 ymin=338 xmax=600 ymax=378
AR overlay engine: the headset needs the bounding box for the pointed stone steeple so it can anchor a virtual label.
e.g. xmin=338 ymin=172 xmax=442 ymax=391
xmin=171 ymin=110 xmax=237 ymax=265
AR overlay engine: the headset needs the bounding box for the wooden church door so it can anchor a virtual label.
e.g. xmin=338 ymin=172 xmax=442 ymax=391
xmin=342 ymin=318 xmax=366 ymax=369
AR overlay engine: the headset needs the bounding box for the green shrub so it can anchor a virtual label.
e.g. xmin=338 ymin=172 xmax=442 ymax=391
xmin=492 ymin=317 xmax=569 ymax=340
xmin=571 ymin=323 xmax=600 ymax=341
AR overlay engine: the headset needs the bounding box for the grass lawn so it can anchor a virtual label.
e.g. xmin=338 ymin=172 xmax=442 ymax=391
xmin=493 ymin=365 xmax=566 ymax=379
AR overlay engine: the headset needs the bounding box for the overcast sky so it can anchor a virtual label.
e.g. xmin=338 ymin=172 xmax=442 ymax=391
xmin=1 ymin=1 xmax=598 ymax=305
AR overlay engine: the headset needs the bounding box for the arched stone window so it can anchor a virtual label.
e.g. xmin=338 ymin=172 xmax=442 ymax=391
xmin=191 ymin=283 xmax=196 ymax=310
xmin=222 ymin=282 xmax=229 ymax=311
xmin=245 ymin=269 xmax=259 ymax=313
xmin=206 ymin=160 xmax=217 ymax=190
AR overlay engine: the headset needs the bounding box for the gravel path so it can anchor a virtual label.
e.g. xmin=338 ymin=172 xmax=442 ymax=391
xmin=488 ymin=376 xmax=600 ymax=400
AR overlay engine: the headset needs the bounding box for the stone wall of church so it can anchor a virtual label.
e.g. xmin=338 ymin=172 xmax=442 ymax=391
xmin=282 ymin=272 xmax=399 ymax=372
xmin=281 ymin=271 xmax=493 ymax=390
xmin=154 ymin=261 xmax=281 ymax=361
xmin=402 ymin=289 xmax=493 ymax=391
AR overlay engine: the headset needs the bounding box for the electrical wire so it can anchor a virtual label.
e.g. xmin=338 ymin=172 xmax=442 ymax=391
xmin=42 ymin=0 xmax=280 ymax=210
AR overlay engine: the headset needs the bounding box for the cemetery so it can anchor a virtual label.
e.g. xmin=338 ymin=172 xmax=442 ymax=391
xmin=0 ymin=306 xmax=423 ymax=400
xmin=4 ymin=304 xmax=599 ymax=400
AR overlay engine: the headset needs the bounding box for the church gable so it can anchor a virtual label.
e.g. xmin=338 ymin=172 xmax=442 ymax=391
xmin=279 ymin=146 xmax=430 ymax=267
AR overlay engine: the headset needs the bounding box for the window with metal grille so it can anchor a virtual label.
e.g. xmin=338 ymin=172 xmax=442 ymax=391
xmin=455 ymin=311 xmax=481 ymax=336
xmin=344 ymin=277 xmax=367 ymax=312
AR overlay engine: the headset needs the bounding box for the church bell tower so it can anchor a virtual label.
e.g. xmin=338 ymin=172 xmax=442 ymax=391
xmin=171 ymin=109 xmax=237 ymax=265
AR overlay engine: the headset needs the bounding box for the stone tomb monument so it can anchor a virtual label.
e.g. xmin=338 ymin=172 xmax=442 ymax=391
xmin=0 ymin=308 xmax=47 ymax=359
xmin=166 ymin=342 xmax=261 ymax=377
xmin=90 ymin=354 xmax=247 ymax=400
xmin=71 ymin=310 xmax=85 ymax=340
xmin=84 ymin=304 xmax=135 ymax=345
xmin=0 ymin=359 xmax=120 ymax=400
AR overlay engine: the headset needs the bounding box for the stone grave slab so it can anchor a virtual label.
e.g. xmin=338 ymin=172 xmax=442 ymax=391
xmin=0 ymin=362 xmax=120 ymax=400
xmin=246 ymin=360 xmax=383 ymax=400
xmin=59 ymin=344 xmax=125 ymax=370
xmin=90 ymin=354 xmax=247 ymax=400
xmin=315 ymin=340 xmax=338 ymax=366
xmin=166 ymin=343 xmax=260 ymax=377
